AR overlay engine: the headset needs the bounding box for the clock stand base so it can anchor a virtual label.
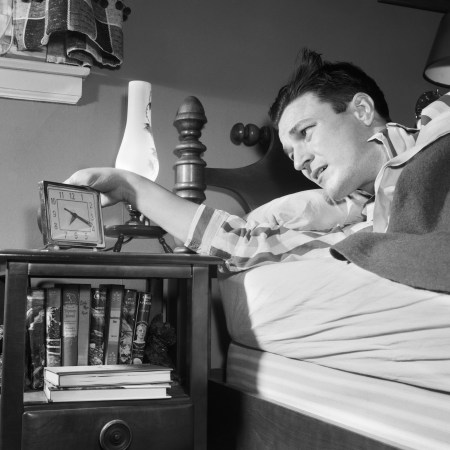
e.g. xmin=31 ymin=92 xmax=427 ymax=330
xmin=104 ymin=205 xmax=172 ymax=253
xmin=39 ymin=244 xmax=101 ymax=252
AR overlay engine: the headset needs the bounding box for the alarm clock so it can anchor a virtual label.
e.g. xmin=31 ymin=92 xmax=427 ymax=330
xmin=38 ymin=181 xmax=105 ymax=249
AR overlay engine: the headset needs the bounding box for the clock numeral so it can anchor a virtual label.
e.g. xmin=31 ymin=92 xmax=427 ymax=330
xmin=59 ymin=192 xmax=64 ymax=198
xmin=74 ymin=232 xmax=79 ymax=240
xmin=69 ymin=192 xmax=75 ymax=200
xmin=84 ymin=233 xmax=88 ymax=240
xmin=52 ymin=211 xmax=56 ymax=218
xmin=53 ymin=222 xmax=58 ymax=230
xmin=51 ymin=197 xmax=57 ymax=205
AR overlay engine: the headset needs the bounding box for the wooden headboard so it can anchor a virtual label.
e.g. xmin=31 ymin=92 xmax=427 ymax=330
xmin=172 ymin=96 xmax=315 ymax=214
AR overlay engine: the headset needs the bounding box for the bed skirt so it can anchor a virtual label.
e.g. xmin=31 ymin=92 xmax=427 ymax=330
xmin=226 ymin=342 xmax=450 ymax=450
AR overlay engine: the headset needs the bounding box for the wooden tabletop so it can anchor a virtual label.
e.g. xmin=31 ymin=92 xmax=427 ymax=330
xmin=0 ymin=249 xmax=222 ymax=266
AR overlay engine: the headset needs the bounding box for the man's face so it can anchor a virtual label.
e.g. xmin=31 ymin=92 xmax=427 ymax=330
xmin=278 ymin=92 xmax=379 ymax=200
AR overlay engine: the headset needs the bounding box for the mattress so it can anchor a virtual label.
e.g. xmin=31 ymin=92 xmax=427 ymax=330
xmin=226 ymin=342 xmax=450 ymax=450
xmin=219 ymin=256 xmax=450 ymax=392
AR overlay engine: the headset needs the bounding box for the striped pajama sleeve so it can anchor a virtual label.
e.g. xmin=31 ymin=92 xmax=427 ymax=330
xmin=184 ymin=204 xmax=347 ymax=272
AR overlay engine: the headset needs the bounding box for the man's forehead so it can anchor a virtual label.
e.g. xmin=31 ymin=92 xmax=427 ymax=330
xmin=280 ymin=92 xmax=329 ymax=124
xmin=279 ymin=94 xmax=318 ymax=135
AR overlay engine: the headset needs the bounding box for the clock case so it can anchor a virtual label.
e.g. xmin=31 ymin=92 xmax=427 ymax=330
xmin=38 ymin=180 xmax=106 ymax=249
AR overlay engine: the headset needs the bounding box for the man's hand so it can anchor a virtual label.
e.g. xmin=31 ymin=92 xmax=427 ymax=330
xmin=65 ymin=168 xmax=139 ymax=208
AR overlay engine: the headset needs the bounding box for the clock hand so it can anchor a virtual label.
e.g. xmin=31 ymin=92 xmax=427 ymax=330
xmin=64 ymin=208 xmax=78 ymax=225
xmin=74 ymin=214 xmax=93 ymax=227
xmin=64 ymin=208 xmax=92 ymax=227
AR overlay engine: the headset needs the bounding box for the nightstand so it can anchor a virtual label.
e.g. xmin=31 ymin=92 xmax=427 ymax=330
xmin=0 ymin=249 xmax=220 ymax=450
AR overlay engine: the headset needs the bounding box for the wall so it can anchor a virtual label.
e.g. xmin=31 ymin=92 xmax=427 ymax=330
xmin=0 ymin=78 xmax=263 ymax=251
xmin=0 ymin=0 xmax=442 ymax=251
xmin=0 ymin=0 xmax=443 ymax=366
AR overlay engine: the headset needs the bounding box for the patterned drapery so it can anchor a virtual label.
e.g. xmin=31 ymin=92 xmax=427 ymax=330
xmin=14 ymin=0 xmax=124 ymax=67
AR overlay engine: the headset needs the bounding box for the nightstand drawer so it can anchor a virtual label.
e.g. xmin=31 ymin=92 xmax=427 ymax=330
xmin=22 ymin=400 xmax=193 ymax=450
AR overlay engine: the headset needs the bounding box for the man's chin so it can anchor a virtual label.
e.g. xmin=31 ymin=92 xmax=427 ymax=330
xmin=323 ymin=185 xmax=349 ymax=202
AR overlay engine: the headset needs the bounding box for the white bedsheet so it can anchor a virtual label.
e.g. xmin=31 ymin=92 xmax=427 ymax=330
xmin=219 ymin=255 xmax=450 ymax=392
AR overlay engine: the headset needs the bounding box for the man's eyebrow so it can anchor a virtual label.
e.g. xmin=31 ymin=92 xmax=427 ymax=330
xmin=289 ymin=120 xmax=309 ymax=136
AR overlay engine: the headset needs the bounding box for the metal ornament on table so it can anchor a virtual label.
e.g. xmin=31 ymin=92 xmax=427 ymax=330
xmin=104 ymin=80 xmax=172 ymax=252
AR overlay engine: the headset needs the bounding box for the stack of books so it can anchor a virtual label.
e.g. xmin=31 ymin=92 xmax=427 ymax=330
xmin=43 ymin=363 xmax=172 ymax=402
xmin=26 ymin=283 xmax=155 ymax=390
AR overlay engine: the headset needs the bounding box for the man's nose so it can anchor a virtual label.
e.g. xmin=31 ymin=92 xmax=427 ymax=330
xmin=293 ymin=149 xmax=313 ymax=172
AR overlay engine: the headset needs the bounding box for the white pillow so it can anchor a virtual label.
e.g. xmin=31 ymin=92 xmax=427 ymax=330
xmin=245 ymin=189 xmax=369 ymax=231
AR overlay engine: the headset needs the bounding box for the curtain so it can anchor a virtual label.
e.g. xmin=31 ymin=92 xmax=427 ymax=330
xmin=0 ymin=0 xmax=13 ymax=55
xmin=13 ymin=0 xmax=123 ymax=67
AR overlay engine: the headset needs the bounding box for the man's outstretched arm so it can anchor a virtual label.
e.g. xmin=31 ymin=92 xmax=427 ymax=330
xmin=65 ymin=167 xmax=199 ymax=243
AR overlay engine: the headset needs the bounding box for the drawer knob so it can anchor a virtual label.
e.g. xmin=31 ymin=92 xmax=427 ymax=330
xmin=99 ymin=419 xmax=132 ymax=450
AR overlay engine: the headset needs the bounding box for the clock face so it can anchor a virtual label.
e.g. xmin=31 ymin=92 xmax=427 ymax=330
xmin=39 ymin=181 xmax=105 ymax=249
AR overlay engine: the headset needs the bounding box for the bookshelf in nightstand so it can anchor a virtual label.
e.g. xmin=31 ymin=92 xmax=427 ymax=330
xmin=0 ymin=249 xmax=220 ymax=450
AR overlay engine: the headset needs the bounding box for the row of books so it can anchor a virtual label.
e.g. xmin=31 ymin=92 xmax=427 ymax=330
xmin=26 ymin=283 xmax=153 ymax=390
xmin=43 ymin=363 xmax=172 ymax=402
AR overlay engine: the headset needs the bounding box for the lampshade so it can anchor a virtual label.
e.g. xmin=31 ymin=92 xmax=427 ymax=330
xmin=424 ymin=12 xmax=450 ymax=87
xmin=115 ymin=81 xmax=159 ymax=182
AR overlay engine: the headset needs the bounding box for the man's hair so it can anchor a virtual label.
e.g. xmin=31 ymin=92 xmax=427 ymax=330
xmin=269 ymin=48 xmax=391 ymax=126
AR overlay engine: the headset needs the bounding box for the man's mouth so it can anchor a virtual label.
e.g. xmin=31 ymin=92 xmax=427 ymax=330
xmin=313 ymin=166 xmax=327 ymax=182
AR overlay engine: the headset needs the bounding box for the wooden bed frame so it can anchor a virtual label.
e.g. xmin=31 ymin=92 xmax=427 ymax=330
xmin=171 ymin=96 xmax=416 ymax=450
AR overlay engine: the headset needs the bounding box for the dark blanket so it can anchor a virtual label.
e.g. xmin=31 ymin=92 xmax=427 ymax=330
xmin=331 ymin=133 xmax=450 ymax=293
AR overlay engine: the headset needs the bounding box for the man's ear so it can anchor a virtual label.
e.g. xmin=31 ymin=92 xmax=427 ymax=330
xmin=351 ymin=93 xmax=375 ymax=125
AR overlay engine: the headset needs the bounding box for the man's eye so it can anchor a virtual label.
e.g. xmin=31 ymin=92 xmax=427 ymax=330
xmin=301 ymin=126 xmax=312 ymax=137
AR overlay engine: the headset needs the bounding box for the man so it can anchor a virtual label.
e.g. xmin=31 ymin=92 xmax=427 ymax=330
xmin=270 ymin=48 xmax=392 ymax=202
xmin=65 ymin=49 xmax=450 ymax=278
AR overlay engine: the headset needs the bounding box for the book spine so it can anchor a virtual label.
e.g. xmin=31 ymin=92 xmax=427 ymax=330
xmin=62 ymin=285 xmax=79 ymax=366
xmin=77 ymin=284 xmax=92 ymax=366
xmin=103 ymin=285 xmax=124 ymax=365
xmin=119 ymin=289 xmax=138 ymax=364
xmin=88 ymin=287 xmax=107 ymax=365
xmin=45 ymin=286 xmax=62 ymax=367
xmin=26 ymin=289 xmax=46 ymax=389
xmin=131 ymin=292 xmax=152 ymax=364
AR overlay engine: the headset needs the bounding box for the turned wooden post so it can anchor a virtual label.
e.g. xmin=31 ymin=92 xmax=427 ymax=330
xmin=173 ymin=96 xmax=208 ymax=204
xmin=173 ymin=96 xmax=208 ymax=252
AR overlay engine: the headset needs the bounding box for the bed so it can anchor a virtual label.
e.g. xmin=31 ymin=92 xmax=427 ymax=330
xmin=172 ymin=96 xmax=450 ymax=450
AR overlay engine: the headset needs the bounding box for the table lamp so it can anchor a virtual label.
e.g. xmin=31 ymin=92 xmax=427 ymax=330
xmin=104 ymin=81 xmax=171 ymax=252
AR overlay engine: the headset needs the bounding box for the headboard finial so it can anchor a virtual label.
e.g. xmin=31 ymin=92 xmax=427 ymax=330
xmin=173 ymin=96 xmax=208 ymax=205
xmin=173 ymin=96 xmax=207 ymax=148
xmin=230 ymin=123 xmax=271 ymax=147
